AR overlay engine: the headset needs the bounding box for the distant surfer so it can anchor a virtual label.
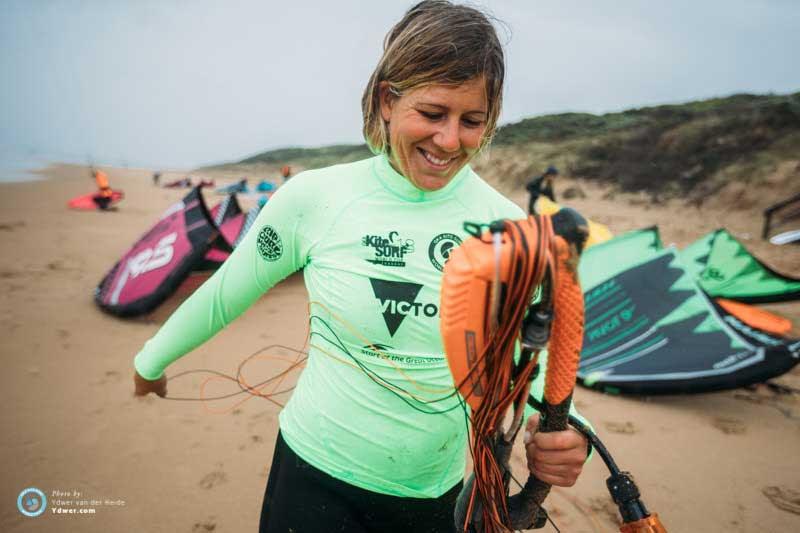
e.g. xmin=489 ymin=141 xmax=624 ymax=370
xmin=133 ymin=3 xmax=591 ymax=532
xmin=280 ymin=165 xmax=291 ymax=183
xmin=526 ymin=164 xmax=558 ymax=215
xmin=91 ymin=168 xmax=114 ymax=210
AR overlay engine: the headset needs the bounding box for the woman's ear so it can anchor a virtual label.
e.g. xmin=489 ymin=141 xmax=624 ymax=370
xmin=378 ymin=81 xmax=395 ymax=123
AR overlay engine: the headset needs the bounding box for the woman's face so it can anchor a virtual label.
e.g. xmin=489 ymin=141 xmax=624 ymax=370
xmin=379 ymin=77 xmax=488 ymax=191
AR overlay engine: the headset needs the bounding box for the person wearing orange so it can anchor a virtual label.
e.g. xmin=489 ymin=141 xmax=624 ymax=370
xmin=280 ymin=164 xmax=291 ymax=183
xmin=91 ymin=168 xmax=114 ymax=209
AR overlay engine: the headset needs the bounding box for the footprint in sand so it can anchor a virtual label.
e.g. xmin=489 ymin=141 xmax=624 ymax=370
xmin=763 ymin=486 xmax=800 ymax=515
xmin=712 ymin=417 xmax=747 ymax=434
xmin=199 ymin=469 xmax=227 ymax=489
xmin=91 ymin=370 xmax=122 ymax=386
xmin=604 ymin=421 xmax=637 ymax=434
xmin=588 ymin=496 xmax=622 ymax=526
xmin=0 ymin=221 xmax=25 ymax=231
xmin=192 ymin=517 xmax=217 ymax=532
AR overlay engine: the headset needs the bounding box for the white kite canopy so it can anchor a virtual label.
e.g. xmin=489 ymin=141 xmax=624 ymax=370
xmin=762 ymin=191 xmax=800 ymax=242
xmin=770 ymin=229 xmax=800 ymax=246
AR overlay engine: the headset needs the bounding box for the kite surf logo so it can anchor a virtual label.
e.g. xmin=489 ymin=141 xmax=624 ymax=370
xmin=361 ymin=231 xmax=415 ymax=267
xmin=369 ymin=278 xmax=438 ymax=336
xmin=428 ymin=233 xmax=462 ymax=271
xmin=17 ymin=487 xmax=46 ymax=517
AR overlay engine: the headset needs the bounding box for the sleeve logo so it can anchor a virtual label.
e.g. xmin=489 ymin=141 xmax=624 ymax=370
xmin=257 ymin=225 xmax=283 ymax=261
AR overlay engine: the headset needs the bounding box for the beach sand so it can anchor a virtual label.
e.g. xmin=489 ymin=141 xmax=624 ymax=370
xmin=1 ymin=163 xmax=798 ymax=532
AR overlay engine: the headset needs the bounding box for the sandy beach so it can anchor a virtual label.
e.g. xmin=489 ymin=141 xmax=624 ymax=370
xmin=1 ymin=162 xmax=799 ymax=532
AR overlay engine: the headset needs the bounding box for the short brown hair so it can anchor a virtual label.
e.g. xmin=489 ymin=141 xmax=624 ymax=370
xmin=361 ymin=1 xmax=506 ymax=154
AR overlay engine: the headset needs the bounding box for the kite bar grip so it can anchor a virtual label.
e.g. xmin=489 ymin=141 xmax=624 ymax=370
xmin=508 ymin=397 xmax=572 ymax=529
xmin=509 ymin=233 xmax=583 ymax=530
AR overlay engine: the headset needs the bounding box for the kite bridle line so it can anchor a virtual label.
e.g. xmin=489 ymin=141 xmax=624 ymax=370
xmin=441 ymin=212 xmax=668 ymax=533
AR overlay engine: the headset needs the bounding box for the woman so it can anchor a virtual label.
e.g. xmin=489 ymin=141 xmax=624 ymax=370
xmin=134 ymin=2 xmax=590 ymax=531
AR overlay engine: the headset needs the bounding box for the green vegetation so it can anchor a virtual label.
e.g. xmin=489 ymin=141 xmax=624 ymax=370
xmin=238 ymin=144 xmax=373 ymax=169
xmin=231 ymin=92 xmax=800 ymax=199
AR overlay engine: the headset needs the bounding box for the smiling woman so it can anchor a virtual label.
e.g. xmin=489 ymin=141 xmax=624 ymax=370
xmin=379 ymin=79 xmax=489 ymax=191
xmin=132 ymin=2 xmax=590 ymax=532
xmin=361 ymin=0 xmax=504 ymax=192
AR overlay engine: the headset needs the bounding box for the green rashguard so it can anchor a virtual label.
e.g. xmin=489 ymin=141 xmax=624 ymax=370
xmin=135 ymin=154 xmax=590 ymax=498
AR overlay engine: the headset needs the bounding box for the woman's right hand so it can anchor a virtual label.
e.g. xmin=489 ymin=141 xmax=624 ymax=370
xmin=133 ymin=371 xmax=168 ymax=398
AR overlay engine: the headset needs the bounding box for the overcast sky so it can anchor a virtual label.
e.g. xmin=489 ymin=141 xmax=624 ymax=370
xmin=1 ymin=0 xmax=798 ymax=170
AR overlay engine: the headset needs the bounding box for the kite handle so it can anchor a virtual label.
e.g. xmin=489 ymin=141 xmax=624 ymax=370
xmin=509 ymin=233 xmax=584 ymax=530
xmin=508 ymin=396 xmax=572 ymax=529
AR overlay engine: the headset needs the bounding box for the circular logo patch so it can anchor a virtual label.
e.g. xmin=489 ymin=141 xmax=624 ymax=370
xmin=428 ymin=233 xmax=462 ymax=272
xmin=256 ymin=225 xmax=283 ymax=262
xmin=17 ymin=488 xmax=46 ymax=517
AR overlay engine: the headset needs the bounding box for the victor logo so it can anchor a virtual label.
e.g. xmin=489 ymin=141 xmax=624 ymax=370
xmin=369 ymin=278 xmax=438 ymax=336
xmin=362 ymin=231 xmax=415 ymax=267
xmin=428 ymin=233 xmax=462 ymax=272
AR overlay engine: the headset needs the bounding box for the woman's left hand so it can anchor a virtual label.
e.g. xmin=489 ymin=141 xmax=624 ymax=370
xmin=523 ymin=414 xmax=588 ymax=487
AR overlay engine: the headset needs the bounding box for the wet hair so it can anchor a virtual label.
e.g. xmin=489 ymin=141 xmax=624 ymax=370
xmin=361 ymin=0 xmax=506 ymax=154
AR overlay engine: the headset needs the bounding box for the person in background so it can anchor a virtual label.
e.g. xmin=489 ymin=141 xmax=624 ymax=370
xmin=280 ymin=165 xmax=291 ymax=182
xmin=91 ymin=167 xmax=114 ymax=209
xmin=526 ymin=164 xmax=558 ymax=215
xmin=153 ymin=171 xmax=161 ymax=186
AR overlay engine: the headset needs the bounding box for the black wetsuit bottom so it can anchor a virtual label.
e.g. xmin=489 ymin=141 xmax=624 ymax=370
xmin=259 ymin=432 xmax=462 ymax=533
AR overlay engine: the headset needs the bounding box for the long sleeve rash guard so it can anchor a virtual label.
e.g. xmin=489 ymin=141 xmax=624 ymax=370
xmin=135 ymin=154 xmax=589 ymax=498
